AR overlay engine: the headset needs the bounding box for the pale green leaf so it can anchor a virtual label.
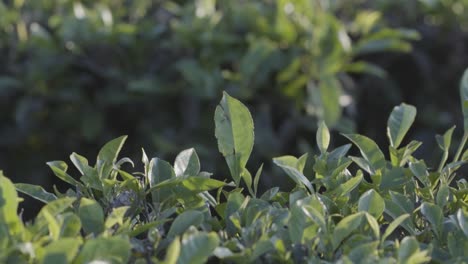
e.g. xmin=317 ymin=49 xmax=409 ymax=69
xmin=387 ymin=103 xmax=416 ymax=148
xmin=174 ymin=148 xmax=200 ymax=177
xmin=317 ymin=121 xmax=330 ymax=154
xmin=214 ymin=92 xmax=254 ymax=185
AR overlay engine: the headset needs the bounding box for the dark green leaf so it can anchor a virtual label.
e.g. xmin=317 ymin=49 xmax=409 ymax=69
xmin=167 ymin=210 xmax=204 ymax=238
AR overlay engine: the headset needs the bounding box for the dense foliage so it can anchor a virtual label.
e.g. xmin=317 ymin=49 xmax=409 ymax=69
xmin=0 ymin=0 xmax=421 ymax=191
xmin=2 ymin=69 xmax=468 ymax=263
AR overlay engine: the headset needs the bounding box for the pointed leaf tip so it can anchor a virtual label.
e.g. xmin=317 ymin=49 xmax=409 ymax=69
xmin=387 ymin=103 xmax=416 ymax=148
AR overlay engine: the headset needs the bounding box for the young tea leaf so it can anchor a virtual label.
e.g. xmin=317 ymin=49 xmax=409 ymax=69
xmin=387 ymin=103 xmax=416 ymax=148
xmin=317 ymin=121 xmax=330 ymax=154
xmin=343 ymin=134 xmax=386 ymax=173
xmin=214 ymin=92 xmax=254 ymax=186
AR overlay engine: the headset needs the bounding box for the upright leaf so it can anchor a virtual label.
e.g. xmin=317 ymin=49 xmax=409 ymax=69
xmin=174 ymin=148 xmax=201 ymax=177
xmin=317 ymin=121 xmax=331 ymax=154
xmin=0 ymin=172 xmax=24 ymax=237
xmin=96 ymin=135 xmax=128 ymax=178
xmin=343 ymin=134 xmax=386 ymax=173
xmin=214 ymin=92 xmax=254 ymax=185
xmin=148 ymin=158 xmax=175 ymax=204
xmin=387 ymin=103 xmax=416 ymax=148
xmin=460 ymin=68 xmax=468 ymax=133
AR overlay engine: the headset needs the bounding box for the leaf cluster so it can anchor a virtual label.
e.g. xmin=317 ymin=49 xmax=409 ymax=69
xmin=2 ymin=70 xmax=468 ymax=263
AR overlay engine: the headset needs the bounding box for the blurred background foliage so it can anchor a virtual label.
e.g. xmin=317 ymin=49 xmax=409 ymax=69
xmin=0 ymin=0 xmax=467 ymax=214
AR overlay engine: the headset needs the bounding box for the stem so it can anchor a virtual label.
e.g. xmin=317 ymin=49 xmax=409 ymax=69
xmin=437 ymin=151 xmax=448 ymax=173
xmin=453 ymin=132 xmax=468 ymax=163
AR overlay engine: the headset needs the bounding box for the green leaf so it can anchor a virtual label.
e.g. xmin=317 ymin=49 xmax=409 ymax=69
xmin=164 ymin=237 xmax=181 ymax=264
xmin=318 ymin=77 xmax=342 ymax=127
xmin=174 ymin=148 xmax=201 ymax=177
xmin=456 ymin=209 xmax=468 ymax=238
xmin=96 ymin=135 xmax=128 ymax=178
xmin=398 ymin=237 xmax=430 ymax=264
xmin=332 ymin=212 xmax=364 ymax=250
xmin=253 ymin=164 xmax=264 ymax=197
xmin=317 ymin=121 xmax=330 ymax=154
xmin=436 ymin=126 xmax=455 ymax=151
xmin=75 ymin=237 xmax=131 ymax=264
xmin=46 ymin=161 xmax=84 ymax=188
xmin=421 ymin=202 xmax=443 ymax=238
xmin=358 ymin=189 xmax=385 ymax=218
xmin=0 ymin=172 xmax=24 ymax=237
xmin=59 ymin=213 xmax=82 ymax=237
xmin=15 ymin=183 xmax=57 ymax=203
xmin=436 ymin=183 xmax=450 ymax=208
xmin=149 ymin=158 xmax=175 ymax=204
xmin=225 ymin=192 xmax=244 ymax=236
xmin=97 ymin=135 xmax=128 ymax=166
xmin=105 ymin=207 xmax=129 ymax=230
xmin=179 ymin=177 xmax=225 ymax=192
xmin=460 ymin=68 xmax=468 ymax=133
xmin=215 ymin=92 xmax=254 ymax=185
xmin=78 ymin=198 xmax=104 ymax=235
xmin=343 ymin=134 xmax=386 ymax=173
xmin=273 ymin=156 xmax=314 ymax=193
xmin=329 ymin=172 xmax=363 ymax=197
xmin=177 ymin=232 xmax=219 ymax=264
xmin=167 ymin=210 xmax=204 ymax=238
xmin=382 ymin=214 xmax=410 ymax=242
xmin=387 ymin=103 xmax=417 ymax=148
xmin=409 ymin=161 xmax=430 ymax=187
xmin=38 ymin=238 xmax=82 ymax=264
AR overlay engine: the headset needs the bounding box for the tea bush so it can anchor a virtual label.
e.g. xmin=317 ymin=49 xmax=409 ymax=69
xmin=0 ymin=0 xmax=418 ymax=190
xmin=2 ymin=69 xmax=468 ymax=263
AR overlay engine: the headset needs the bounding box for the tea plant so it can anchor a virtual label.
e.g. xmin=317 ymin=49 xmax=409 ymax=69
xmin=1 ymin=70 xmax=468 ymax=263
